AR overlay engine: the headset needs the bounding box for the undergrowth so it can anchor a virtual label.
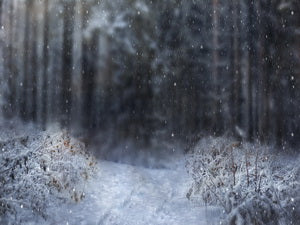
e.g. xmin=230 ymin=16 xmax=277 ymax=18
xmin=186 ymin=137 xmax=299 ymax=225
xmin=0 ymin=128 xmax=97 ymax=223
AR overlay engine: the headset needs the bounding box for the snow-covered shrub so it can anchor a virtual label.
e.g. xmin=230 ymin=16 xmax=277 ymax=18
xmin=186 ymin=137 xmax=300 ymax=225
xmin=0 ymin=127 xmax=97 ymax=222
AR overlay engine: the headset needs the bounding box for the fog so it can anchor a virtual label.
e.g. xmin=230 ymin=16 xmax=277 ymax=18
xmin=0 ymin=0 xmax=299 ymax=150
xmin=0 ymin=0 xmax=299 ymax=224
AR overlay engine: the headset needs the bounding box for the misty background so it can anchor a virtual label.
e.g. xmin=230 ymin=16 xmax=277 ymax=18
xmin=0 ymin=0 xmax=299 ymax=149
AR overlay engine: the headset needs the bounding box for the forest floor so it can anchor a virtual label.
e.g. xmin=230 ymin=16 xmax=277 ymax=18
xmin=0 ymin=119 xmax=222 ymax=225
xmin=51 ymin=159 xmax=222 ymax=225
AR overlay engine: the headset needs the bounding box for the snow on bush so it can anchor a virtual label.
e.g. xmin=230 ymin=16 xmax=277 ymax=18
xmin=0 ymin=127 xmax=97 ymax=222
xmin=186 ymin=136 xmax=300 ymax=225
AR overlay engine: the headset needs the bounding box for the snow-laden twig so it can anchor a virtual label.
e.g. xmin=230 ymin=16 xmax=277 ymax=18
xmin=186 ymin=136 xmax=300 ymax=225
xmin=0 ymin=126 xmax=97 ymax=222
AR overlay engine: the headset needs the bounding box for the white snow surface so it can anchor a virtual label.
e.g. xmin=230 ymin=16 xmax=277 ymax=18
xmin=46 ymin=157 xmax=222 ymax=225
xmin=0 ymin=120 xmax=222 ymax=225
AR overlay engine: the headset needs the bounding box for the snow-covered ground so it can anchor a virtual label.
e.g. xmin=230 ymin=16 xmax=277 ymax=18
xmin=2 ymin=120 xmax=299 ymax=225
xmin=0 ymin=120 xmax=222 ymax=225
xmin=46 ymin=158 xmax=222 ymax=225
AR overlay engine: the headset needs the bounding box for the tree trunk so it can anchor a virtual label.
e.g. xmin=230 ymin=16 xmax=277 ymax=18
xmin=231 ymin=0 xmax=242 ymax=135
xmin=31 ymin=1 xmax=38 ymax=122
xmin=42 ymin=0 xmax=49 ymax=129
xmin=212 ymin=0 xmax=221 ymax=134
xmin=6 ymin=0 xmax=15 ymax=116
xmin=21 ymin=0 xmax=32 ymax=120
xmin=81 ymin=1 xmax=96 ymax=130
xmin=71 ymin=0 xmax=83 ymax=129
xmin=61 ymin=0 xmax=75 ymax=127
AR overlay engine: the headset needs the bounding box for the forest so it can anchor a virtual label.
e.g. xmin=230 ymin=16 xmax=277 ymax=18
xmin=0 ymin=0 xmax=299 ymax=148
xmin=0 ymin=0 xmax=299 ymax=224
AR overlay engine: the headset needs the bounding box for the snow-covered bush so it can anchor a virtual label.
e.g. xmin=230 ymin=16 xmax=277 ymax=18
xmin=0 ymin=127 xmax=97 ymax=223
xmin=186 ymin=137 xmax=299 ymax=225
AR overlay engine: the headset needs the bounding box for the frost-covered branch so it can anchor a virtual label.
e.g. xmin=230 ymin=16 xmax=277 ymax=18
xmin=186 ymin=137 xmax=300 ymax=224
xmin=0 ymin=126 xmax=97 ymax=222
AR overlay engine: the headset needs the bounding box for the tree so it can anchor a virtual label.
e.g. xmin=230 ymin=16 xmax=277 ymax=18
xmin=41 ymin=0 xmax=50 ymax=129
xmin=61 ymin=0 xmax=75 ymax=127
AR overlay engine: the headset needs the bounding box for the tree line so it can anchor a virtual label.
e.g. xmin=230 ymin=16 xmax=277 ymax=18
xmin=0 ymin=0 xmax=299 ymax=148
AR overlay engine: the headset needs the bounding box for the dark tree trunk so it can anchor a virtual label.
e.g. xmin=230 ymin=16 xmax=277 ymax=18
xmin=231 ymin=0 xmax=242 ymax=135
xmin=61 ymin=0 xmax=75 ymax=127
xmin=42 ymin=0 xmax=49 ymax=129
xmin=82 ymin=31 xmax=99 ymax=130
xmin=247 ymin=0 xmax=255 ymax=141
xmin=0 ymin=0 xmax=3 ymax=26
xmin=81 ymin=1 xmax=97 ymax=130
xmin=21 ymin=0 xmax=32 ymax=120
xmin=212 ymin=0 xmax=221 ymax=135
xmin=7 ymin=1 xmax=15 ymax=116
xmin=31 ymin=2 xmax=38 ymax=122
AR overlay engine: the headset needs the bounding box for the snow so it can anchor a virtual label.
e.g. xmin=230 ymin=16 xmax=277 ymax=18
xmin=186 ymin=136 xmax=300 ymax=225
xmin=1 ymin=121 xmax=299 ymax=225
xmin=0 ymin=121 xmax=222 ymax=225
xmin=46 ymin=159 xmax=222 ymax=225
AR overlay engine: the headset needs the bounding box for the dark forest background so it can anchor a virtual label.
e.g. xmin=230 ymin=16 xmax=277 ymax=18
xmin=0 ymin=0 xmax=299 ymax=148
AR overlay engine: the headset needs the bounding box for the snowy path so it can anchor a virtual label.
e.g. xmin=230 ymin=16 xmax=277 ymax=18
xmin=50 ymin=158 xmax=222 ymax=225
xmin=0 ymin=121 xmax=221 ymax=225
